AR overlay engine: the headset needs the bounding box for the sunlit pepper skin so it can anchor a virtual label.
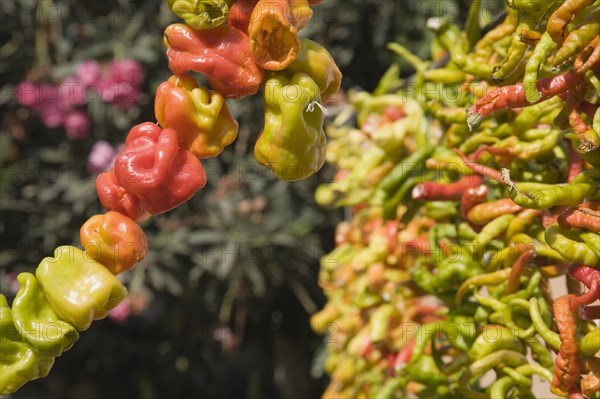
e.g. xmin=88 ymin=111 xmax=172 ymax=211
xmin=0 ymin=295 xmax=55 ymax=396
xmin=164 ymin=23 xmax=263 ymax=99
xmin=95 ymin=169 xmax=148 ymax=221
xmin=80 ymin=212 xmax=148 ymax=275
xmin=285 ymin=38 xmax=342 ymax=102
xmin=165 ymin=0 xmax=235 ymax=29
xmin=97 ymin=122 xmax=207 ymax=217
xmin=11 ymin=273 xmax=78 ymax=357
xmin=247 ymin=0 xmax=313 ymax=70
xmin=255 ymin=72 xmax=326 ymax=180
xmin=155 ymin=74 xmax=239 ymax=159
xmin=35 ymin=246 xmax=128 ymax=331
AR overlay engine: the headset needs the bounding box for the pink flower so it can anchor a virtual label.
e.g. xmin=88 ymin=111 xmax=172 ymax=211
xmin=34 ymin=102 xmax=63 ymax=128
xmin=64 ymin=110 xmax=91 ymax=140
xmin=106 ymin=59 xmax=143 ymax=87
xmin=100 ymin=81 xmax=141 ymax=110
xmin=59 ymin=76 xmax=87 ymax=109
xmin=108 ymin=297 xmax=131 ymax=324
xmin=75 ymin=60 xmax=102 ymax=86
xmin=16 ymin=81 xmax=41 ymax=107
xmin=88 ymin=140 xmax=117 ymax=173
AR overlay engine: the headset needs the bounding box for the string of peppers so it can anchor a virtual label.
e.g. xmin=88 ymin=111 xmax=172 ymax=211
xmin=313 ymin=0 xmax=600 ymax=398
xmin=0 ymin=0 xmax=341 ymax=395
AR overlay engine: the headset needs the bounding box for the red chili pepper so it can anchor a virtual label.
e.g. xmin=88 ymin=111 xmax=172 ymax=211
xmin=568 ymin=145 xmax=583 ymax=182
xmin=558 ymin=204 xmax=600 ymax=233
xmin=164 ymin=23 xmax=263 ymax=99
xmin=467 ymin=67 xmax=594 ymax=129
xmin=412 ymin=175 xmax=482 ymax=201
xmin=460 ymin=185 xmax=488 ymax=226
xmin=505 ymin=247 xmax=536 ymax=295
xmin=569 ymin=264 xmax=600 ymax=301
xmin=97 ymin=122 xmax=206 ymax=218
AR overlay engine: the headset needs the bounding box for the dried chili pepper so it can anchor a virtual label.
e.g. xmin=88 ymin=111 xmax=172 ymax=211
xmin=166 ymin=0 xmax=235 ymax=30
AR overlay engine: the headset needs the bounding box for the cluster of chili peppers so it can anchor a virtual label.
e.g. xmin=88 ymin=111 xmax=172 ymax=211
xmin=314 ymin=1 xmax=600 ymax=397
xmin=0 ymin=0 xmax=341 ymax=394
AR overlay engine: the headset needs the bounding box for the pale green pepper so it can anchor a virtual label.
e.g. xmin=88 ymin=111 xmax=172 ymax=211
xmin=36 ymin=246 xmax=128 ymax=331
xmin=0 ymin=295 xmax=54 ymax=396
xmin=255 ymin=72 xmax=326 ymax=180
xmin=12 ymin=273 xmax=79 ymax=357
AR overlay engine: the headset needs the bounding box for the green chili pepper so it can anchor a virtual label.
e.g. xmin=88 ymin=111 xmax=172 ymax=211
xmin=503 ymin=299 xmax=537 ymax=339
xmin=523 ymin=33 xmax=557 ymax=103
xmin=580 ymin=329 xmax=600 ymax=356
xmin=468 ymin=325 xmax=524 ymax=361
xmin=371 ymin=146 xmax=433 ymax=205
xmin=529 ymin=298 xmax=561 ymax=350
xmin=545 ymin=224 xmax=600 ymax=266
xmin=511 ymin=175 xmax=600 ymax=210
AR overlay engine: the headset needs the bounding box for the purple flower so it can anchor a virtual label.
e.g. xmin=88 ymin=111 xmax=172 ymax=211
xmin=106 ymin=59 xmax=144 ymax=87
xmin=16 ymin=81 xmax=41 ymax=107
xmin=88 ymin=140 xmax=117 ymax=173
xmin=75 ymin=60 xmax=102 ymax=86
xmin=64 ymin=110 xmax=91 ymax=140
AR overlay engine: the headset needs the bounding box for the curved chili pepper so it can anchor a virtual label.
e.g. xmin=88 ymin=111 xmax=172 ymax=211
xmin=255 ymin=72 xmax=325 ymax=180
xmin=164 ymin=23 xmax=263 ymax=98
xmin=467 ymin=199 xmax=523 ymax=226
xmin=80 ymin=212 xmax=148 ymax=275
xmin=569 ymin=264 xmax=600 ymax=301
xmin=550 ymin=7 xmax=600 ymax=70
xmin=412 ymin=175 xmax=482 ymax=202
xmin=506 ymin=209 xmax=543 ymax=238
xmin=467 ymin=68 xmax=591 ymax=129
xmin=155 ymin=74 xmax=239 ymax=159
xmin=455 ymin=268 xmax=512 ymax=305
xmin=523 ymin=32 xmax=556 ymax=103
xmin=575 ymin=35 xmax=600 ymax=73
xmin=547 ymin=0 xmax=595 ymax=44
xmin=505 ymin=247 xmax=536 ymax=295
xmin=545 ymin=225 xmax=600 ymax=266
xmin=166 ymin=0 xmax=235 ymax=30
xmin=558 ymin=205 xmax=600 ymax=233
xmin=247 ymin=0 xmax=313 ymax=70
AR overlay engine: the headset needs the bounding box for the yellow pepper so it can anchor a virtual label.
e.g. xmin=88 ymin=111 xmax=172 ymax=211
xmin=255 ymin=72 xmax=326 ymax=180
xmin=35 ymin=246 xmax=128 ymax=331
xmin=155 ymin=74 xmax=239 ymax=159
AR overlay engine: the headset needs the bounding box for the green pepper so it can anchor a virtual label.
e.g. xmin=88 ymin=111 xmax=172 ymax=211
xmin=255 ymin=72 xmax=326 ymax=180
xmin=166 ymin=0 xmax=234 ymax=30
xmin=545 ymin=224 xmax=600 ymax=266
xmin=468 ymin=325 xmax=524 ymax=361
xmin=0 ymin=295 xmax=54 ymax=396
xmin=11 ymin=273 xmax=79 ymax=357
xmin=35 ymin=246 xmax=128 ymax=331
xmin=285 ymin=37 xmax=342 ymax=102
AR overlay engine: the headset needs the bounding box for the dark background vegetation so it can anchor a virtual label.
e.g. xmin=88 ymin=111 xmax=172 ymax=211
xmin=0 ymin=1 xmax=499 ymax=398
